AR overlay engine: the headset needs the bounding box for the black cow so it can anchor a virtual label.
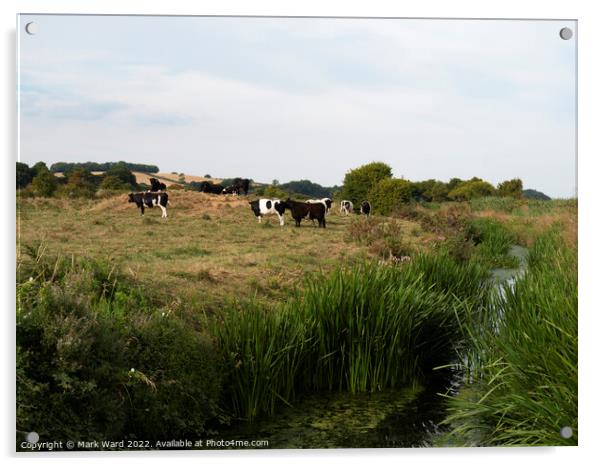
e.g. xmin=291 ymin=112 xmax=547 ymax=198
xmin=197 ymin=181 xmax=225 ymax=194
xmin=282 ymin=198 xmax=326 ymax=228
xmin=128 ymin=192 xmax=169 ymax=218
xmin=231 ymin=178 xmax=251 ymax=195
xmin=149 ymin=177 xmax=167 ymax=192
xmin=360 ymin=201 xmax=371 ymax=217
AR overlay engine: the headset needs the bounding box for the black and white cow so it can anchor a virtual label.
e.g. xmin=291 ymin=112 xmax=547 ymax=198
xmin=222 ymin=185 xmax=240 ymax=195
xmin=340 ymin=200 xmax=354 ymax=215
xmin=360 ymin=201 xmax=371 ymax=217
xmin=249 ymin=199 xmax=286 ymax=226
xmin=128 ymin=192 xmax=169 ymax=218
xmin=149 ymin=177 xmax=167 ymax=192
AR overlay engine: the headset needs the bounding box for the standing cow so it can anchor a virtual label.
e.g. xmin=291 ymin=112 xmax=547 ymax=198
xmin=149 ymin=177 xmax=167 ymax=192
xmin=283 ymin=198 xmax=326 ymax=228
xmin=340 ymin=200 xmax=354 ymax=215
xmin=360 ymin=201 xmax=371 ymax=217
xmin=128 ymin=192 xmax=169 ymax=218
xmin=249 ymin=199 xmax=286 ymax=226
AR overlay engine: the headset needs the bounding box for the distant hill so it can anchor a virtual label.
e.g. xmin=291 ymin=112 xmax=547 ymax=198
xmin=523 ymin=189 xmax=551 ymax=201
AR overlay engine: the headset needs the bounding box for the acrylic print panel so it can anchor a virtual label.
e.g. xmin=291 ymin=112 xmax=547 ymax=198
xmin=16 ymin=14 xmax=577 ymax=451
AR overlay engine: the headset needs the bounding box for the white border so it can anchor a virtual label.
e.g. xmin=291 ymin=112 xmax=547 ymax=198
xmin=3 ymin=1 xmax=601 ymax=466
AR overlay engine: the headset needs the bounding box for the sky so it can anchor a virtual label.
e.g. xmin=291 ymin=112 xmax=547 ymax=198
xmin=18 ymin=15 xmax=576 ymax=197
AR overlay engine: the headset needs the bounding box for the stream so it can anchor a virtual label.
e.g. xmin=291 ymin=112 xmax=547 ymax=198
xmin=214 ymin=246 xmax=529 ymax=449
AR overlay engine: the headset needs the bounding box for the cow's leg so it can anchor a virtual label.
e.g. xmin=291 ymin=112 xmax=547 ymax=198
xmin=257 ymin=215 xmax=262 ymax=223
xmin=159 ymin=205 xmax=167 ymax=218
xmin=278 ymin=214 xmax=284 ymax=226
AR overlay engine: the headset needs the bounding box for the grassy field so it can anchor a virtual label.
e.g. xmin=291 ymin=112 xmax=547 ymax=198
xmin=16 ymin=192 xmax=577 ymax=447
xmin=16 ymin=191 xmax=426 ymax=311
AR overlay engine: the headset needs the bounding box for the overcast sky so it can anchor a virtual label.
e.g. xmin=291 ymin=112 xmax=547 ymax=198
xmin=18 ymin=15 xmax=576 ymax=197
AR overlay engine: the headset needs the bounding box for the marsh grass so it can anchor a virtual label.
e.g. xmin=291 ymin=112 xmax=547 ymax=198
xmin=443 ymin=230 xmax=577 ymax=446
xmin=214 ymin=254 xmax=491 ymax=421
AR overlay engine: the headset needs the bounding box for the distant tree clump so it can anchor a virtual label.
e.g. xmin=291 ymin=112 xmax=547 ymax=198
xmin=341 ymin=162 xmax=393 ymax=205
xmin=410 ymin=179 xmax=450 ymax=202
xmin=369 ymin=178 xmax=412 ymax=215
xmin=104 ymin=162 xmax=138 ymax=189
xmin=497 ymin=178 xmax=523 ymax=199
xmin=30 ymin=171 xmax=58 ymax=197
xmin=448 ymin=179 xmax=496 ymax=201
xmin=204 ymin=174 xmax=211 ymax=179
xmin=17 ymin=162 xmax=35 ymax=189
xmin=58 ymin=168 xmax=97 ymax=198
xmin=279 ymin=179 xmax=336 ymax=198
xmin=50 ymin=161 xmax=159 ymax=174
xmin=99 ymin=175 xmax=131 ymax=191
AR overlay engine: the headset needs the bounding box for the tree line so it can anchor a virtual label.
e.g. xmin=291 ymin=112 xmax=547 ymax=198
xmin=17 ymin=161 xmax=141 ymax=198
xmin=49 ymin=161 xmax=159 ymax=174
xmin=339 ymin=162 xmax=534 ymax=215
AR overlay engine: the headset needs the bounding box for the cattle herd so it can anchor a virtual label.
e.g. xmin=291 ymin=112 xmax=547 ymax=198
xmin=128 ymin=177 xmax=372 ymax=227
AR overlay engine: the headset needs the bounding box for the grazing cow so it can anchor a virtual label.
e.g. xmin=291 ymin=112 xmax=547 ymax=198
xmin=360 ymin=201 xmax=371 ymax=217
xmin=340 ymin=200 xmax=354 ymax=215
xmin=231 ymin=178 xmax=251 ymax=195
xmin=197 ymin=181 xmax=225 ymax=194
xmin=128 ymin=192 xmax=169 ymax=218
xmin=222 ymin=185 xmax=240 ymax=195
xmin=249 ymin=199 xmax=286 ymax=226
xmin=283 ymin=198 xmax=326 ymax=228
xmin=149 ymin=177 xmax=167 ymax=192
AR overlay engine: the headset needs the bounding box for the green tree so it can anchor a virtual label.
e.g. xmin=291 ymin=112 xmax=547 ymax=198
xmin=448 ymin=180 xmax=496 ymax=201
xmin=31 ymin=161 xmax=49 ymax=176
xmin=368 ymin=178 xmax=412 ymax=215
xmin=59 ymin=168 xmax=97 ymax=198
xmin=341 ymin=162 xmax=393 ymax=205
xmin=105 ymin=162 xmax=137 ymax=188
xmin=100 ymin=175 xmax=130 ymax=191
xmin=31 ymin=171 xmax=58 ymax=197
xmin=497 ymin=178 xmax=523 ymax=199
xmin=16 ymin=162 xmax=34 ymax=189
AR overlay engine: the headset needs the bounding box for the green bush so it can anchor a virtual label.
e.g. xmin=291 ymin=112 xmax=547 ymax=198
xmin=30 ymin=171 xmax=59 ymax=197
xmin=341 ymin=162 xmax=392 ymax=205
xmin=16 ymin=247 xmax=223 ymax=445
xmin=368 ymin=178 xmax=412 ymax=215
xmin=497 ymin=178 xmax=523 ymax=199
xmin=448 ymin=180 xmax=496 ymax=201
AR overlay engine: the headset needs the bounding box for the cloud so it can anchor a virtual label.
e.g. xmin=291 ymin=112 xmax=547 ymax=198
xmin=18 ymin=15 xmax=576 ymax=197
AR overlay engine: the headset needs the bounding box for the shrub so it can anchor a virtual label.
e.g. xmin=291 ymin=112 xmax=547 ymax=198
xmin=497 ymin=178 xmax=523 ymax=199
xmin=16 ymin=247 xmax=223 ymax=445
xmin=368 ymin=178 xmax=412 ymax=215
xmin=100 ymin=175 xmax=130 ymax=191
xmin=30 ymin=171 xmax=59 ymax=197
xmin=341 ymin=162 xmax=392 ymax=205
xmin=448 ymin=180 xmax=496 ymax=201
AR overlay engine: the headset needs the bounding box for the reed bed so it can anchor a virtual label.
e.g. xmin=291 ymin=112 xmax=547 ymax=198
xmin=443 ymin=230 xmax=578 ymax=445
xmin=213 ymin=254 xmax=492 ymax=421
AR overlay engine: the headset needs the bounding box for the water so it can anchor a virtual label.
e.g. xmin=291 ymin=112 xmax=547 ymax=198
xmin=212 ymin=247 xmax=529 ymax=449
xmin=215 ymin=373 xmax=459 ymax=449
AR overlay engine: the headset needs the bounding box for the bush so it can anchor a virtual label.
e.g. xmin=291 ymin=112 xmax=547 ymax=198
xmin=368 ymin=178 xmax=412 ymax=215
xmin=497 ymin=178 xmax=523 ymax=199
xmin=17 ymin=248 xmax=223 ymax=445
xmin=341 ymin=162 xmax=392 ymax=205
xmin=30 ymin=171 xmax=59 ymax=197
xmin=100 ymin=175 xmax=131 ymax=191
xmin=448 ymin=180 xmax=496 ymax=201
xmin=17 ymin=162 xmax=35 ymax=189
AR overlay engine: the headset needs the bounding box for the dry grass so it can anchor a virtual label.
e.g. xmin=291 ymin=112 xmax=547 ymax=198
xmin=17 ymin=191 xmax=374 ymax=311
